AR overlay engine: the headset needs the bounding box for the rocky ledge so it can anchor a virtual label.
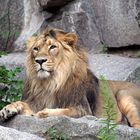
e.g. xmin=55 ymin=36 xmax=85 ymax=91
xmin=0 ymin=115 xmax=140 ymax=140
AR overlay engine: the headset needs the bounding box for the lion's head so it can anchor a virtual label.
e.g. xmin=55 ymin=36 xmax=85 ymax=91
xmin=26 ymin=28 xmax=88 ymax=92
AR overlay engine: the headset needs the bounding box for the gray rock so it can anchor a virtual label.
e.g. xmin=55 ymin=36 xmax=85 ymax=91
xmin=89 ymin=54 xmax=140 ymax=83
xmin=45 ymin=0 xmax=101 ymax=52
xmin=127 ymin=66 xmax=140 ymax=84
xmin=92 ymin=0 xmax=140 ymax=47
xmin=134 ymin=0 xmax=140 ymax=26
xmin=15 ymin=0 xmax=75 ymax=51
xmin=0 ymin=124 xmax=44 ymax=140
xmin=15 ymin=0 xmax=44 ymax=51
xmin=39 ymin=0 xmax=74 ymax=9
xmin=15 ymin=0 xmax=140 ymax=51
xmin=1 ymin=115 xmax=140 ymax=140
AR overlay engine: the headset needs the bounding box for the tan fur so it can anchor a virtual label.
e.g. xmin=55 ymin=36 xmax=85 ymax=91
xmin=1 ymin=28 xmax=140 ymax=130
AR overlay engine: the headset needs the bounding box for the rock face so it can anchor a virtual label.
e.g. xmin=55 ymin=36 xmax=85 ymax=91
xmin=15 ymin=0 xmax=44 ymax=51
xmin=45 ymin=0 xmax=102 ymax=52
xmin=92 ymin=0 xmax=140 ymax=48
xmin=1 ymin=115 xmax=140 ymax=140
xmin=0 ymin=124 xmax=44 ymax=140
xmin=89 ymin=54 xmax=140 ymax=83
xmin=16 ymin=0 xmax=140 ymax=51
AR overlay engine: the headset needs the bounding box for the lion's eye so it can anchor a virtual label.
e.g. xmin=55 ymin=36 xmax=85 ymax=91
xmin=33 ymin=47 xmax=39 ymax=51
xmin=50 ymin=45 xmax=57 ymax=50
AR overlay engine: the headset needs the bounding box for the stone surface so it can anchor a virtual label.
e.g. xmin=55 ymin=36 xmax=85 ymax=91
xmin=0 ymin=124 xmax=44 ymax=140
xmin=0 ymin=53 xmax=140 ymax=83
xmin=92 ymin=0 xmax=140 ymax=48
xmin=1 ymin=115 xmax=140 ymax=140
xmin=15 ymin=0 xmax=140 ymax=52
xmin=134 ymin=0 xmax=140 ymax=26
xmin=45 ymin=0 xmax=102 ymax=52
xmin=127 ymin=66 xmax=140 ymax=84
xmin=15 ymin=0 xmax=44 ymax=51
xmin=15 ymin=0 xmax=75 ymax=51
xmin=39 ymin=0 xmax=74 ymax=9
xmin=88 ymin=54 xmax=140 ymax=83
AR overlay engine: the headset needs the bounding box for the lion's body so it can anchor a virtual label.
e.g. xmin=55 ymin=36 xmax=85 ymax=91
xmin=1 ymin=28 xmax=140 ymax=129
xmin=23 ymin=68 xmax=99 ymax=116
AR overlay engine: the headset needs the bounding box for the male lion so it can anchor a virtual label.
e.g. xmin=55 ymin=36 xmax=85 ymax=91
xmin=0 ymin=28 xmax=140 ymax=130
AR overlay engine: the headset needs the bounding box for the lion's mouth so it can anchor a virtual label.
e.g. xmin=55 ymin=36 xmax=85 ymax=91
xmin=38 ymin=68 xmax=47 ymax=72
xmin=37 ymin=68 xmax=52 ymax=73
xmin=37 ymin=67 xmax=53 ymax=78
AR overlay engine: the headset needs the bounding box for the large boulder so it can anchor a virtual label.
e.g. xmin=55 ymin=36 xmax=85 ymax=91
xmin=1 ymin=115 xmax=140 ymax=140
xmin=15 ymin=0 xmax=76 ymax=51
xmin=15 ymin=0 xmax=140 ymax=51
xmin=45 ymin=0 xmax=101 ymax=52
xmin=92 ymin=0 xmax=140 ymax=48
xmin=89 ymin=54 xmax=140 ymax=83
xmin=0 ymin=124 xmax=44 ymax=140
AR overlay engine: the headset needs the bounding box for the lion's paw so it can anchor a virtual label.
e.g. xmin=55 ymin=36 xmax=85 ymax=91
xmin=0 ymin=104 xmax=20 ymax=121
xmin=35 ymin=109 xmax=49 ymax=118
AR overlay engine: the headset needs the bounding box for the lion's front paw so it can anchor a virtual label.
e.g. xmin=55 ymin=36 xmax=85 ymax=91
xmin=35 ymin=109 xmax=49 ymax=118
xmin=0 ymin=103 xmax=21 ymax=121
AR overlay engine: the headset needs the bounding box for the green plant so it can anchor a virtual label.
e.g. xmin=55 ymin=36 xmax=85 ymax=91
xmin=0 ymin=51 xmax=7 ymax=57
xmin=136 ymin=51 xmax=140 ymax=58
xmin=47 ymin=127 xmax=69 ymax=140
xmin=0 ymin=66 xmax=24 ymax=109
xmin=100 ymin=43 xmax=108 ymax=53
xmin=134 ymin=137 xmax=140 ymax=140
xmin=97 ymin=75 xmax=117 ymax=140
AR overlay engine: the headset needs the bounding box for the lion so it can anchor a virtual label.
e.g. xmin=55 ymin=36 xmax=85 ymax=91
xmin=0 ymin=28 xmax=140 ymax=130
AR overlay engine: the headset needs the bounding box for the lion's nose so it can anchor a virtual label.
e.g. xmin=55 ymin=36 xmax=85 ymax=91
xmin=35 ymin=59 xmax=47 ymax=65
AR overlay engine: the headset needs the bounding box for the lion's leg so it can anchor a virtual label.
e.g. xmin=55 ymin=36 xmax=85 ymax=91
xmin=116 ymin=89 xmax=140 ymax=130
xmin=0 ymin=101 xmax=33 ymax=121
xmin=35 ymin=107 xmax=83 ymax=118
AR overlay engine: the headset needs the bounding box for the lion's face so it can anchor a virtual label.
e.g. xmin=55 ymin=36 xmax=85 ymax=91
xmin=29 ymin=37 xmax=65 ymax=78
xmin=26 ymin=29 xmax=78 ymax=79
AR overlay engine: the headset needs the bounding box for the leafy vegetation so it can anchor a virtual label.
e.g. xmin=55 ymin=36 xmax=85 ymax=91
xmin=0 ymin=66 xmax=24 ymax=109
xmin=47 ymin=127 xmax=69 ymax=140
xmin=0 ymin=51 xmax=7 ymax=57
xmin=100 ymin=43 xmax=108 ymax=53
xmin=134 ymin=137 xmax=140 ymax=140
xmin=97 ymin=75 xmax=117 ymax=140
xmin=136 ymin=51 xmax=140 ymax=58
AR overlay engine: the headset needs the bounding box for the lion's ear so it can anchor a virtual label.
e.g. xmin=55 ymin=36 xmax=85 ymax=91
xmin=27 ymin=36 xmax=37 ymax=48
xmin=63 ymin=33 xmax=78 ymax=46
